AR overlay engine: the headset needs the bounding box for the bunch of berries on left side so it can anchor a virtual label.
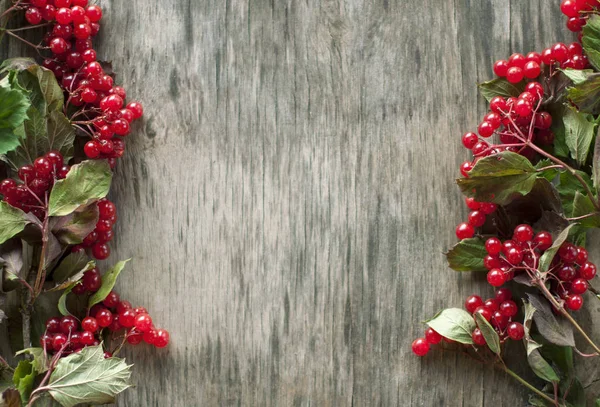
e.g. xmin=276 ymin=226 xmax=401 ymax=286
xmin=412 ymin=288 xmax=524 ymax=357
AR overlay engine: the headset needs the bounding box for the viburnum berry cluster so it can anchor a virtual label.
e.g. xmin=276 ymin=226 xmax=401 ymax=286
xmin=414 ymin=2 xmax=600 ymax=405
xmin=0 ymin=1 xmax=168 ymax=405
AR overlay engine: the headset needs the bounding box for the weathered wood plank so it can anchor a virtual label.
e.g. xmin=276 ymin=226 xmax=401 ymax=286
xmin=3 ymin=0 xmax=599 ymax=406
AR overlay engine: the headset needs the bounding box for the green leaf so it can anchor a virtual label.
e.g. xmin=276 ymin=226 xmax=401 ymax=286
xmin=88 ymin=259 xmax=130 ymax=307
xmin=0 ymin=239 xmax=24 ymax=292
xmin=15 ymin=348 xmax=49 ymax=374
xmin=593 ymin=127 xmax=600 ymax=191
xmin=535 ymin=159 xmax=559 ymax=182
xmin=457 ymin=152 xmax=537 ymax=205
xmin=557 ymin=170 xmax=594 ymax=216
xmin=0 ymin=84 xmax=30 ymax=155
xmin=445 ymin=237 xmax=487 ymax=272
xmin=473 ymin=312 xmax=500 ymax=354
xmin=563 ymin=106 xmax=596 ymax=166
xmin=17 ymin=65 xmax=63 ymax=114
xmin=0 ymin=202 xmax=34 ymax=245
xmin=539 ymin=343 xmax=574 ymax=378
xmin=48 ymin=160 xmax=112 ymax=217
xmin=50 ymin=260 xmax=94 ymax=293
xmin=426 ymin=308 xmax=475 ymax=345
xmin=572 ymin=191 xmax=600 ymax=228
xmin=583 ymin=15 xmax=600 ymax=71
xmin=44 ymin=111 xmax=74 ymax=163
xmin=478 ymin=78 xmax=526 ymax=102
xmin=0 ymin=58 xmax=36 ymax=73
xmin=522 ymin=301 xmax=560 ymax=384
xmin=562 ymin=68 xmax=595 ymax=85
xmin=527 ymin=293 xmax=575 ymax=347
xmin=46 ymin=345 xmax=132 ymax=407
xmin=12 ymin=360 xmax=35 ymax=403
xmin=51 ymin=203 xmax=99 ymax=245
xmin=565 ymin=70 xmax=600 ymax=115
xmin=539 ymin=224 xmax=575 ymax=273
xmin=52 ymin=252 xmax=92 ymax=285
xmin=58 ymin=283 xmax=77 ymax=316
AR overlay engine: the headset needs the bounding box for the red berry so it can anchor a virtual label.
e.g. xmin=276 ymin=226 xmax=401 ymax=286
xmin=465 ymin=295 xmax=484 ymax=313
xmin=60 ymin=316 xmax=78 ymax=334
xmin=490 ymin=96 xmax=508 ymax=114
xmin=456 ymin=222 xmax=475 ymax=240
xmin=98 ymin=200 xmax=116 ymax=219
xmin=134 ymin=313 xmax=153 ymax=332
xmin=86 ymin=5 xmax=102 ymax=21
xmin=81 ymin=330 xmax=95 ymax=345
xmin=493 ymin=60 xmax=509 ymax=77
xmin=523 ymin=61 xmax=541 ymax=79
xmin=55 ymin=7 xmax=72 ymax=24
xmin=499 ymin=300 xmax=518 ymax=317
xmin=484 ymin=298 xmax=499 ymax=312
xmin=127 ymin=102 xmax=143 ymax=119
xmin=558 ymin=264 xmax=577 ymax=281
xmin=507 ymin=322 xmax=525 ymax=340
xmin=82 ymin=268 xmax=101 ymax=292
xmin=576 ymin=247 xmax=588 ymax=265
xmin=127 ymin=330 xmax=143 ymax=345
xmin=526 ymin=52 xmax=542 ymax=64
xmin=561 ymin=0 xmax=581 ymax=17
xmin=72 ymin=283 xmax=86 ymax=295
xmin=117 ymin=300 xmax=132 ymax=314
xmin=559 ymin=243 xmax=578 ymax=263
xmin=462 ymin=132 xmax=478 ymax=149
xmin=84 ymin=140 xmax=101 ymax=158
xmin=472 ymin=141 xmax=489 ymax=156
xmin=92 ymin=242 xmax=110 ymax=260
xmin=46 ymin=317 xmax=61 ymax=333
xmin=154 ymin=329 xmax=170 ymax=348
xmin=425 ymin=327 xmax=442 ymax=345
xmin=81 ymin=317 xmax=98 ymax=332
xmin=472 ymin=328 xmax=487 ymax=346
xmin=566 ymin=294 xmax=583 ymax=311
xmin=525 ymin=82 xmax=544 ymax=99
xmin=513 ymin=224 xmax=534 ymax=243
xmin=479 ymin=203 xmax=497 ymax=215
xmin=49 ymin=37 xmax=68 ymax=54
xmin=495 ymin=288 xmax=512 ymax=303
xmin=506 ymin=247 xmax=524 ymax=265
xmin=143 ymin=329 xmax=157 ymax=345
xmin=465 ymin=197 xmax=480 ymax=210
xmin=491 ymin=311 xmax=509 ymax=330
xmin=506 ymin=67 xmax=524 ymax=84
xmin=460 ymin=161 xmax=474 ymax=177
xmin=485 ymin=237 xmax=502 ymax=255
xmin=515 ymin=99 xmax=532 ymax=117
xmin=570 ymin=278 xmax=588 ymax=294
xmin=474 ymin=306 xmax=492 ymax=322
xmin=468 ymin=210 xmax=486 ymax=227
xmin=46 ymin=150 xmax=64 ymax=168
xmin=96 ymin=308 xmax=113 ymax=327
xmin=580 ymin=261 xmax=597 ymax=280
xmin=484 ymin=255 xmax=501 ymax=270
xmin=53 ymin=334 xmax=68 ymax=351
xmin=111 ymin=119 xmax=130 ymax=136
xmin=41 ymin=4 xmax=56 ymax=21
xmin=533 ymin=232 xmax=552 ymax=251
xmin=74 ymin=23 xmax=92 ymax=39
xmin=103 ymin=290 xmax=120 ymax=308
xmin=552 ymin=43 xmax=570 ymax=63
xmin=478 ymin=121 xmax=495 ymax=138
xmin=119 ymin=309 xmax=137 ymax=328
xmin=487 ymin=268 xmax=506 ymax=287
xmin=25 ymin=7 xmax=43 ymax=24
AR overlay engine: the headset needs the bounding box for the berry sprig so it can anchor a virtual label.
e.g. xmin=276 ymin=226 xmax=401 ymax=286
xmin=561 ymin=0 xmax=600 ymax=33
xmin=412 ymin=288 xmax=524 ymax=357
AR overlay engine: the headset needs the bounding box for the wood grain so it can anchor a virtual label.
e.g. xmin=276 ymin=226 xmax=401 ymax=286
xmin=3 ymin=0 xmax=600 ymax=405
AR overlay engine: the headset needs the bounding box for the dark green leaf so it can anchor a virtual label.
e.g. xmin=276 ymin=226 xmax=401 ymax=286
xmin=49 ymin=260 xmax=94 ymax=292
xmin=563 ymin=106 xmax=596 ymax=166
xmin=46 ymin=345 xmax=132 ymax=407
xmin=535 ymin=159 xmax=559 ymax=182
xmin=565 ymin=70 xmax=600 ymax=115
xmin=539 ymin=344 xmax=574 ymax=378
xmin=523 ymin=303 xmax=560 ymax=385
xmin=0 ymin=58 xmax=36 ymax=72
xmin=457 ymin=152 xmax=537 ymax=205
xmin=6 ymin=106 xmax=45 ymax=167
xmin=44 ymin=111 xmax=74 ymax=163
xmin=0 ymin=202 xmax=34 ymax=245
xmin=533 ymin=211 xmax=569 ymax=237
xmin=527 ymin=293 xmax=575 ymax=347
xmin=12 ymin=360 xmax=35 ymax=403
xmin=17 ymin=65 xmax=63 ymax=114
xmin=51 ymin=203 xmax=99 ymax=245
xmin=474 ymin=312 xmax=500 ymax=354
xmin=562 ymin=68 xmax=595 ymax=85
xmin=426 ymin=308 xmax=475 ymax=345
xmin=15 ymin=348 xmax=49 ymax=374
xmin=583 ymin=15 xmax=600 ymax=71
xmin=445 ymin=237 xmax=486 ymax=272
xmin=557 ymin=170 xmax=594 ymax=216
xmin=478 ymin=78 xmax=526 ymax=102
xmin=58 ymin=283 xmax=77 ymax=316
xmin=539 ymin=224 xmax=575 ymax=273
xmin=593 ymin=126 xmax=600 ymax=191
xmin=572 ymin=191 xmax=600 ymax=228
xmin=48 ymin=160 xmax=112 ymax=217
xmin=89 ymin=259 xmax=130 ymax=307
xmin=52 ymin=251 xmax=92 ymax=285
xmin=562 ymin=378 xmax=585 ymax=407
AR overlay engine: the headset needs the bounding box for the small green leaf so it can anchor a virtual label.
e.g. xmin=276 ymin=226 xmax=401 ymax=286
xmin=539 ymin=224 xmax=575 ymax=273
xmin=572 ymin=191 xmax=600 ymax=228
xmin=426 ymin=308 xmax=475 ymax=345
xmin=12 ymin=360 xmax=35 ymax=403
xmin=0 ymin=202 xmax=34 ymax=245
xmin=50 ymin=260 xmax=94 ymax=292
xmin=46 ymin=345 xmax=132 ymax=407
xmin=0 ymin=58 xmax=36 ymax=73
xmin=457 ymin=152 xmax=537 ymax=205
xmin=557 ymin=170 xmax=594 ymax=216
xmin=445 ymin=238 xmax=487 ymax=272
xmin=565 ymin=70 xmax=600 ymax=114
xmin=17 ymin=65 xmax=63 ymax=114
xmin=535 ymin=159 xmax=559 ymax=182
xmin=593 ymin=127 xmax=600 ymax=192
xmin=563 ymin=106 xmax=596 ymax=166
xmin=474 ymin=312 xmax=500 ymax=354
xmin=0 ymin=84 xmax=30 ymax=155
xmin=523 ymin=301 xmax=560 ymax=384
xmin=48 ymin=160 xmax=112 ymax=217
xmin=562 ymin=68 xmax=595 ymax=85
xmin=52 ymin=252 xmax=92 ymax=285
xmin=44 ymin=111 xmax=75 ymax=163
xmin=58 ymin=283 xmax=77 ymax=316
xmin=583 ymin=15 xmax=600 ymax=71
xmin=478 ymin=78 xmax=526 ymax=102
xmin=89 ymin=259 xmax=130 ymax=307
xmin=15 ymin=348 xmax=48 ymax=374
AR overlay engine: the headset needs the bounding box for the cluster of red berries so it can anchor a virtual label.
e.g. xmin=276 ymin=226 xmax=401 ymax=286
xmin=460 ymin=82 xmax=553 ymax=177
xmin=494 ymin=43 xmax=588 ymax=83
xmin=412 ymin=288 xmax=524 ymax=356
xmin=70 ymin=198 xmax=116 ymax=260
xmin=455 ymin=198 xmax=497 ymax=240
xmin=23 ymin=0 xmax=143 ymax=165
xmin=560 ymin=0 xmax=600 ymax=33
xmin=482 ymin=224 xmax=596 ymax=311
xmin=41 ymin=267 xmax=170 ymax=356
xmin=0 ymin=151 xmax=68 ymax=219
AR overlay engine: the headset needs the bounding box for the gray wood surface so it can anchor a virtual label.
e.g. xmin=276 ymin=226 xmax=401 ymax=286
xmin=4 ymin=0 xmax=600 ymax=406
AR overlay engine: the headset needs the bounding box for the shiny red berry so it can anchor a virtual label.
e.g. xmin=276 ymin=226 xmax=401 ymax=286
xmin=507 ymin=322 xmax=525 ymax=340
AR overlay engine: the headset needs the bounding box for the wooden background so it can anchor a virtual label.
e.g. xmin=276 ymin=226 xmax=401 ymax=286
xmin=4 ymin=0 xmax=600 ymax=406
